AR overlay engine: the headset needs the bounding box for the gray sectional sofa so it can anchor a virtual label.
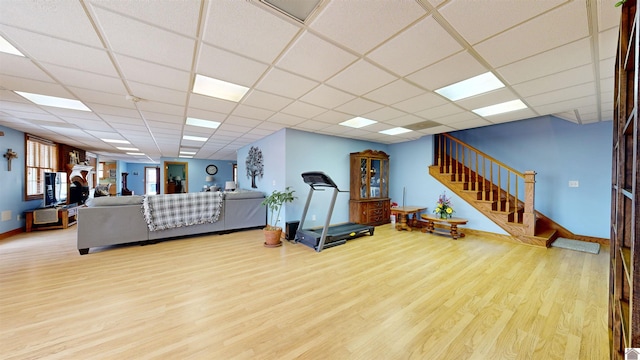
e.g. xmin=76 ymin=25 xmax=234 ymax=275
xmin=77 ymin=190 xmax=266 ymax=255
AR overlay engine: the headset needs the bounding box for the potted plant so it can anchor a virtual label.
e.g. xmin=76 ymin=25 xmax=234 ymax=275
xmin=261 ymin=187 xmax=296 ymax=247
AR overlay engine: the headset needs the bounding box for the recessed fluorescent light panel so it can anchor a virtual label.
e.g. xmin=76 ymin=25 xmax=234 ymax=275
xmin=186 ymin=117 xmax=221 ymax=129
xmin=179 ymin=155 xmax=193 ymax=159
xmin=339 ymin=117 xmax=377 ymax=128
xmin=183 ymin=135 xmax=208 ymax=142
xmin=117 ymin=147 xmax=139 ymax=151
xmin=379 ymin=127 xmax=411 ymax=135
xmin=0 ymin=35 xmax=24 ymax=56
xmin=101 ymin=138 xmax=130 ymax=144
xmin=14 ymin=91 xmax=91 ymax=112
xmin=126 ymin=152 xmax=145 ymax=156
xmin=435 ymin=72 xmax=505 ymax=101
xmin=472 ymin=99 xmax=527 ymax=117
xmin=179 ymin=151 xmax=197 ymax=155
xmin=192 ymin=74 xmax=249 ymax=102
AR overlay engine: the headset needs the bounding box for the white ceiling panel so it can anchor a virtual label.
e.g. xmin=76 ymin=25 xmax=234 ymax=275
xmin=0 ymin=54 xmax=53 ymax=82
xmin=92 ymin=7 xmax=195 ymax=70
xmin=0 ymin=0 xmax=618 ymax=161
xmin=280 ymin=101 xmax=327 ymax=119
xmin=392 ymin=92 xmax=448 ymax=114
xmin=0 ymin=26 xmax=118 ymax=76
xmin=497 ymin=38 xmax=593 ymax=85
xmin=512 ymin=64 xmax=594 ymax=98
xmin=439 ymin=0 xmax=564 ymax=45
xmin=89 ymin=0 xmax=201 ymax=37
xmin=475 ymin=1 xmax=589 ymax=68
xmin=197 ymin=45 xmax=270 ymax=87
xmin=407 ymin=51 xmax=486 ymax=90
xmin=276 ymin=31 xmax=358 ymax=82
xmin=334 ymin=98 xmax=384 ymax=116
xmin=0 ymin=0 xmax=104 ymax=47
xmin=326 ymin=60 xmax=395 ymax=95
xmin=299 ymin=85 xmax=356 ymax=109
xmin=255 ymin=68 xmax=319 ymax=99
xmin=310 ymin=0 xmax=426 ymax=55
xmin=116 ymin=55 xmax=191 ymax=92
xmin=364 ymin=80 xmax=425 ymax=105
xmin=202 ymin=0 xmax=300 ymax=63
xmin=231 ymin=104 xmax=275 ymax=121
xmin=368 ymin=16 xmax=463 ymax=76
xmin=44 ymin=64 xmax=125 ymax=95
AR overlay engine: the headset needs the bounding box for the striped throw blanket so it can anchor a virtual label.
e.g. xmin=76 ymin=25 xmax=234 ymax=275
xmin=142 ymin=192 xmax=223 ymax=231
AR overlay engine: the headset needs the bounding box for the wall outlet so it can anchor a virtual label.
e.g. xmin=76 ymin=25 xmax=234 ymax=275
xmin=272 ymin=180 xmax=276 ymax=186
xmin=312 ymin=214 xmax=316 ymax=221
xmin=568 ymin=180 xmax=579 ymax=188
xmin=17 ymin=214 xmax=21 ymax=221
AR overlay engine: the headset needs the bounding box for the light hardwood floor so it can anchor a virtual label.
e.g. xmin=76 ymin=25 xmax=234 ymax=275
xmin=0 ymin=225 xmax=609 ymax=359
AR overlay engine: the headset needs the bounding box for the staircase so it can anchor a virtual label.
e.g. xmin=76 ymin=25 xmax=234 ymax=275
xmin=431 ymin=134 xmax=583 ymax=247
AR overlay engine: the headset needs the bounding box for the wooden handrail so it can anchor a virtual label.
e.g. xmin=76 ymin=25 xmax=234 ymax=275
xmin=434 ymin=133 xmax=536 ymax=236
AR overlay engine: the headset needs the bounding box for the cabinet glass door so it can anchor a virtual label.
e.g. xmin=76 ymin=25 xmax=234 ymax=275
xmin=370 ymin=159 xmax=381 ymax=198
xmin=381 ymin=159 xmax=388 ymax=197
xmin=360 ymin=158 xmax=368 ymax=199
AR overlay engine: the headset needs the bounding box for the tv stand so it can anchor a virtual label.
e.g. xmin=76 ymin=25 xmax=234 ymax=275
xmin=25 ymin=206 xmax=80 ymax=232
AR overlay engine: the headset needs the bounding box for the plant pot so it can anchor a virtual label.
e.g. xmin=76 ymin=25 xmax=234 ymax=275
xmin=263 ymin=227 xmax=283 ymax=247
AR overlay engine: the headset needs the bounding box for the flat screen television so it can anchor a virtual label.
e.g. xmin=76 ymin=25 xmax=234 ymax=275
xmin=43 ymin=172 xmax=68 ymax=208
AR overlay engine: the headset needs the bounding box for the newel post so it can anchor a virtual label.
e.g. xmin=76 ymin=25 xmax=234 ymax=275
xmin=523 ymin=171 xmax=536 ymax=236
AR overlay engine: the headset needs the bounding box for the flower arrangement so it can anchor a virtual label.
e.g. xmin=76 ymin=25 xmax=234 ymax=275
xmin=434 ymin=192 xmax=454 ymax=219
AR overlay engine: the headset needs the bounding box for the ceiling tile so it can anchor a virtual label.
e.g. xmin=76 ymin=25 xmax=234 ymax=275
xmin=116 ymin=55 xmax=191 ymax=92
xmin=255 ymin=68 xmax=319 ymax=99
xmin=363 ymin=107 xmax=407 ymax=122
xmin=364 ymin=80 xmax=425 ymax=105
xmin=0 ymin=54 xmax=54 ymax=83
xmin=90 ymin=0 xmax=201 ymax=37
xmin=512 ymin=64 xmax=594 ymax=97
xmin=407 ymin=51 xmax=486 ymax=90
xmin=242 ymin=90 xmax=293 ymax=112
xmin=475 ymin=1 xmax=589 ymax=68
xmin=326 ymin=60 xmax=395 ymax=96
xmin=439 ymin=0 xmax=564 ymax=45
xmin=92 ymin=7 xmax=195 ymax=70
xmin=368 ymin=16 xmax=463 ymax=76
xmin=497 ymin=38 xmax=592 ymax=85
xmin=0 ymin=26 xmax=117 ymax=76
xmin=202 ymin=0 xmax=300 ymax=63
xmin=0 ymin=0 xmax=103 ymax=47
xmin=335 ymin=98 xmax=384 ymax=116
xmin=299 ymin=85 xmax=356 ymax=109
xmin=392 ymin=92 xmax=448 ymax=113
xmin=276 ymin=31 xmax=357 ymax=82
xmin=232 ymin=104 xmax=276 ymax=121
xmin=197 ymin=45 xmax=270 ymax=87
xmin=526 ymin=83 xmax=596 ymax=107
xmin=280 ymin=101 xmax=327 ymax=118
xmin=310 ymin=0 xmax=426 ymax=54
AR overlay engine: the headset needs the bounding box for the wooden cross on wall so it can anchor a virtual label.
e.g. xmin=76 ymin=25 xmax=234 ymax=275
xmin=4 ymin=149 xmax=18 ymax=171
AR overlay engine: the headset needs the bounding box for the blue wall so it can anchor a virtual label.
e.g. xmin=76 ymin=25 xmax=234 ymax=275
xmin=388 ymin=136 xmax=506 ymax=234
xmin=0 ymin=116 xmax=614 ymax=239
xmin=0 ymin=125 xmax=42 ymax=234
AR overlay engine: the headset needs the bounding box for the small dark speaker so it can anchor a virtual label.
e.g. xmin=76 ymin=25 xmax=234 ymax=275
xmin=285 ymin=221 xmax=299 ymax=241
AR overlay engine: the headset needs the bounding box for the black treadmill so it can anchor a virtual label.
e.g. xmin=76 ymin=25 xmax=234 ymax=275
xmin=295 ymin=171 xmax=374 ymax=252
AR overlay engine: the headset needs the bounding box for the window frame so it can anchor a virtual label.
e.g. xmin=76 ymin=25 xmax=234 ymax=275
xmin=24 ymin=134 xmax=58 ymax=201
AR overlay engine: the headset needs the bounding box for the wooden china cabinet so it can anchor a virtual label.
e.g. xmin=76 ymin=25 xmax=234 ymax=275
xmin=349 ymin=149 xmax=390 ymax=226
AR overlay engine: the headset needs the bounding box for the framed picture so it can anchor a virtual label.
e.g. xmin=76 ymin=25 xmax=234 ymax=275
xmin=109 ymin=169 xmax=116 ymax=178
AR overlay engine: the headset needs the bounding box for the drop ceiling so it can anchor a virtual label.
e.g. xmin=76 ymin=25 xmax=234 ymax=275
xmin=0 ymin=0 xmax=619 ymax=162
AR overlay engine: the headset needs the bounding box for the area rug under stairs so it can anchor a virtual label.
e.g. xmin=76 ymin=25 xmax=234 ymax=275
xmin=550 ymin=237 xmax=600 ymax=254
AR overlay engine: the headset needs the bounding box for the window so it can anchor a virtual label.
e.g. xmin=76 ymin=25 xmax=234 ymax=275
xmin=25 ymin=134 xmax=57 ymax=201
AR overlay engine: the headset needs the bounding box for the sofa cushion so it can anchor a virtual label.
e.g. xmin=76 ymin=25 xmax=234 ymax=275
xmin=224 ymin=189 xmax=264 ymax=199
xmin=86 ymin=195 xmax=144 ymax=207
